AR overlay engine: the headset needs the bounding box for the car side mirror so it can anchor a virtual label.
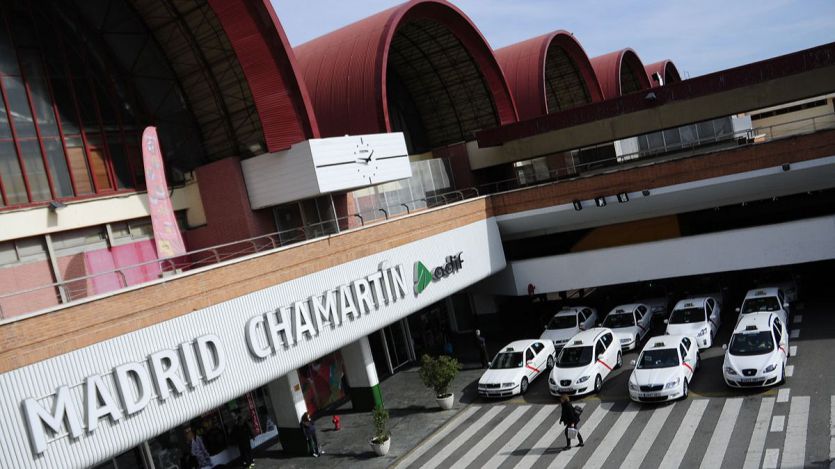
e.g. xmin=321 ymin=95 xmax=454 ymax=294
xmin=735 ymin=307 xmax=740 ymax=312
xmin=722 ymin=344 xmax=728 ymax=351
xmin=596 ymin=354 xmax=603 ymax=361
xmin=630 ymin=359 xmax=637 ymax=366
xmin=783 ymin=303 xmax=790 ymax=309
xmin=579 ymin=325 xmax=586 ymax=331
xmin=663 ymin=319 xmax=669 ymax=324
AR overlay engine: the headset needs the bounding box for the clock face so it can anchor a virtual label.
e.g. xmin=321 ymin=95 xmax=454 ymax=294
xmin=354 ymin=139 xmax=379 ymax=183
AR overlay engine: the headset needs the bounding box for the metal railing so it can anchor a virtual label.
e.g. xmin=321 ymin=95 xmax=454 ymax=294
xmin=1 ymin=111 xmax=833 ymax=320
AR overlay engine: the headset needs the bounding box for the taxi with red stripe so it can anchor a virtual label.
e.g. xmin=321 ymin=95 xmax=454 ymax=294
xmin=601 ymin=303 xmax=653 ymax=351
xmin=722 ymin=312 xmax=789 ymax=388
xmin=477 ymin=339 xmax=556 ymax=398
xmin=548 ymin=328 xmax=621 ymax=397
xmin=628 ymin=335 xmax=699 ymax=403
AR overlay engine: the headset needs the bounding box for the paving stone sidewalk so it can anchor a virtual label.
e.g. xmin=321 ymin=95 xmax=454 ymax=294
xmin=244 ymin=365 xmax=484 ymax=469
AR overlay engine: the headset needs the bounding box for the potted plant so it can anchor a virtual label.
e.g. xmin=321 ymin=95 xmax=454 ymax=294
xmin=418 ymin=354 xmax=461 ymax=410
xmin=370 ymin=405 xmax=390 ymax=456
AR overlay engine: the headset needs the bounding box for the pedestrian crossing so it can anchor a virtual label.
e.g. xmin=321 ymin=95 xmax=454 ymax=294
xmin=395 ymin=393 xmax=834 ymax=469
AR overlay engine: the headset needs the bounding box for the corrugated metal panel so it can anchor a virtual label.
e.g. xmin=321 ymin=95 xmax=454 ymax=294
xmin=209 ymin=0 xmax=319 ymax=152
xmin=589 ymin=48 xmax=651 ymax=99
xmin=293 ymin=0 xmax=517 ymax=141
xmin=0 ymin=218 xmax=506 ymax=469
xmin=495 ymin=31 xmax=603 ymax=121
xmin=645 ymin=60 xmax=682 ymax=87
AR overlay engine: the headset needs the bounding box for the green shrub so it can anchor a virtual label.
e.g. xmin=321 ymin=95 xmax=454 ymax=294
xmin=418 ymin=354 xmax=461 ymax=398
xmin=372 ymin=405 xmax=389 ymax=443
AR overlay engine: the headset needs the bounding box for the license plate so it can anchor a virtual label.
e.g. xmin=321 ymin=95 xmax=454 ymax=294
xmin=740 ymin=377 xmax=760 ymax=383
xmin=636 ymin=392 xmax=655 ymax=398
xmin=558 ymin=387 xmax=572 ymax=393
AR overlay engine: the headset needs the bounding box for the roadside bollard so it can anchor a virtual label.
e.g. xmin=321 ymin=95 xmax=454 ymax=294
xmin=332 ymin=414 xmax=341 ymax=431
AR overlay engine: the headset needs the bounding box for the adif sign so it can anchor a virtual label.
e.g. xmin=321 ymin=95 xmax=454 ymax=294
xmin=22 ymin=335 xmax=226 ymax=454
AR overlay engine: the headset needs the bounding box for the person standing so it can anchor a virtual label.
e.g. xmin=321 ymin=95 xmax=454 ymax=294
xmin=300 ymin=412 xmax=321 ymax=457
xmin=559 ymin=394 xmax=584 ymax=449
xmin=231 ymin=414 xmax=255 ymax=468
xmin=475 ymin=329 xmax=490 ymax=368
xmin=184 ymin=427 xmax=212 ymax=468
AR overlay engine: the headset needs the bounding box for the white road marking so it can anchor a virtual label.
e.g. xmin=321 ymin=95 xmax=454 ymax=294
xmin=418 ymin=405 xmax=504 ymax=469
xmin=780 ymin=396 xmax=810 ymax=469
xmin=763 ymin=448 xmax=780 ymax=469
xmin=658 ymin=399 xmax=709 ymax=469
xmin=829 ymin=396 xmax=835 ymax=469
xmin=453 ymin=405 xmax=529 ymax=469
xmin=789 ymin=345 xmax=797 ymax=357
xmin=395 ymin=406 xmax=480 ymax=469
xmin=619 ymin=403 xmax=675 ymax=469
xmin=793 ymin=314 xmax=803 ymax=324
xmin=777 ymin=388 xmax=791 ymax=403
xmin=785 ymin=365 xmax=794 ymax=377
xmin=481 ymin=405 xmax=555 ymax=469
xmin=742 ymin=397 xmax=775 ymax=469
xmin=790 ymin=329 xmax=800 ymax=339
xmin=539 ymin=403 xmax=610 ymax=469
xmin=582 ymin=403 xmax=640 ymax=469
xmin=699 ymin=398 xmax=743 ymax=469
xmin=770 ymin=415 xmax=785 ymax=432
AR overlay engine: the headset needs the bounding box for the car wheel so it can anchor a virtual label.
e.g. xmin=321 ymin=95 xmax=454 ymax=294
xmin=616 ymin=352 xmax=623 ymax=369
xmin=681 ymin=379 xmax=689 ymax=400
xmin=520 ymin=377 xmax=529 ymax=395
xmin=696 ymin=352 xmax=701 ymax=370
xmin=594 ymin=375 xmax=602 ymax=394
xmin=547 ymin=355 xmax=555 ymax=370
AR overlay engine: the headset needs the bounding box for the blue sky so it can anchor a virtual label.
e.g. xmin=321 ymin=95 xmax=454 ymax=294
xmin=272 ymin=0 xmax=835 ymax=78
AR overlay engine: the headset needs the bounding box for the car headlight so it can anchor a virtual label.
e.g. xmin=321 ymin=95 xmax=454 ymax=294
xmin=502 ymin=382 xmax=515 ymax=388
xmin=763 ymin=363 xmax=778 ymax=373
xmin=576 ymin=376 xmax=590 ymax=383
xmin=549 ymin=377 xmax=556 ymax=385
xmin=697 ymin=327 xmax=708 ymax=337
xmin=724 ymin=366 xmax=738 ymax=375
xmin=665 ymin=378 xmax=680 ymax=389
xmin=629 ymin=382 xmax=639 ymax=391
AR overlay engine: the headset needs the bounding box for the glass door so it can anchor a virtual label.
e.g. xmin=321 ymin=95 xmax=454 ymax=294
xmin=384 ymin=319 xmax=414 ymax=372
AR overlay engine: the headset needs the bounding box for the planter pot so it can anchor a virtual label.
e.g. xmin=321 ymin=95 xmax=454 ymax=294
xmin=436 ymin=393 xmax=454 ymax=410
xmin=370 ymin=436 xmax=391 ymax=456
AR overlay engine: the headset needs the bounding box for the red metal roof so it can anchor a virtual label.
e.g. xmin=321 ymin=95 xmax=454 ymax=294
xmin=645 ymin=60 xmax=682 ymax=87
xmin=209 ymin=0 xmax=319 ymax=151
xmin=495 ymin=31 xmax=603 ymax=121
xmin=589 ymin=48 xmax=652 ymax=99
xmin=293 ymin=0 xmax=517 ymax=141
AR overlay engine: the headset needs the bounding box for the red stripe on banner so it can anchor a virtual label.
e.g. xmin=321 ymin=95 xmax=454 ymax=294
xmin=682 ymin=362 xmax=693 ymax=373
xmin=596 ymin=359 xmax=613 ymax=371
xmin=526 ymin=364 xmax=540 ymax=373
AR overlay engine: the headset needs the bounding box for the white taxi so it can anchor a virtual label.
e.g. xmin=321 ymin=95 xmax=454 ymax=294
xmin=601 ymin=304 xmax=652 ymax=351
xmin=548 ymin=328 xmax=620 ymax=397
xmin=722 ymin=312 xmax=789 ymax=388
xmin=628 ymin=335 xmax=699 ymax=403
xmin=477 ymin=339 xmax=556 ymax=398
xmin=540 ymin=307 xmax=599 ymax=350
xmin=736 ymin=288 xmax=789 ymax=326
xmin=665 ymin=296 xmax=721 ymax=349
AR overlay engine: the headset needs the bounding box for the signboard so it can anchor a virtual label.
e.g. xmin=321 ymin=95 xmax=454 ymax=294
xmin=142 ymin=127 xmax=186 ymax=258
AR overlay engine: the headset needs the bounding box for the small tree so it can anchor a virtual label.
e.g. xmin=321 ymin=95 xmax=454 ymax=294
xmin=371 ymin=405 xmax=390 ymax=444
xmin=419 ymin=354 xmax=462 ymax=398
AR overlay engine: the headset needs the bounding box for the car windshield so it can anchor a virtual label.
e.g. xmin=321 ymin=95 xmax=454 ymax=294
xmin=491 ymin=352 xmax=523 ymax=369
xmin=741 ymin=297 xmax=781 ymax=313
xmin=729 ymin=331 xmax=775 ymax=355
xmin=547 ymin=315 xmax=577 ymax=329
xmin=603 ymin=313 xmax=635 ymax=328
xmin=557 ymin=346 xmax=593 ymax=368
xmin=637 ymin=349 xmax=680 ymax=369
xmin=669 ymin=307 xmax=706 ymax=324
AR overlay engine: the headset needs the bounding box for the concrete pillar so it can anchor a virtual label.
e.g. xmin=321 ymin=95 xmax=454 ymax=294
xmin=341 ymin=336 xmax=383 ymax=411
xmin=265 ymin=370 xmax=308 ymax=455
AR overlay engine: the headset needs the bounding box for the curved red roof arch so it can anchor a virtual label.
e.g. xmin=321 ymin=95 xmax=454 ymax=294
xmin=496 ymin=30 xmax=603 ymax=121
xmin=645 ymin=60 xmax=683 ymax=87
xmin=293 ymin=0 xmax=518 ymax=141
xmin=590 ymin=48 xmax=652 ymax=99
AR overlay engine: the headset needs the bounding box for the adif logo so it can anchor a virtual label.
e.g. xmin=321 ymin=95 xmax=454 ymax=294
xmin=414 ymin=253 xmax=464 ymax=295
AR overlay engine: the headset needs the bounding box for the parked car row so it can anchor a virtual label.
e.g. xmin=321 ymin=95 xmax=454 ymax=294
xmin=477 ymin=285 xmax=795 ymax=403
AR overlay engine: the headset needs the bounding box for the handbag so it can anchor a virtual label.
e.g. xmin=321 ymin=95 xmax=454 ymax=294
xmin=573 ymin=405 xmax=583 ymax=416
xmin=566 ymin=427 xmax=579 ymax=440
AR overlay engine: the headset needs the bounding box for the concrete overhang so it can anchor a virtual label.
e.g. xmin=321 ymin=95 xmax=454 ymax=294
xmin=472 ymin=42 xmax=835 ymax=169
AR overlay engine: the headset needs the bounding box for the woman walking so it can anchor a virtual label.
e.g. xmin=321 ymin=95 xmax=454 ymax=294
xmin=559 ymin=394 xmax=584 ymax=449
xmin=300 ymin=412 xmax=321 ymax=457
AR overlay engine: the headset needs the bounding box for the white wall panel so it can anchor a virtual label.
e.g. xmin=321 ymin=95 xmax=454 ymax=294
xmin=0 ymin=218 xmax=505 ymax=469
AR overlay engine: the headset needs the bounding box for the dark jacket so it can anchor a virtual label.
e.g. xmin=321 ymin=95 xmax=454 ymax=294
xmin=301 ymin=419 xmax=316 ymax=437
xmin=559 ymin=401 xmax=580 ymax=425
xmin=231 ymin=421 xmax=253 ymax=446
